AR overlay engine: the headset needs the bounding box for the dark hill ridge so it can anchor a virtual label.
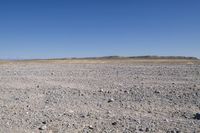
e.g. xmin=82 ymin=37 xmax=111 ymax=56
xmin=69 ymin=56 xmax=199 ymax=60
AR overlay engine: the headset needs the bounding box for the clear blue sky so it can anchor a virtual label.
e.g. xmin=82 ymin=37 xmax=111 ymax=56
xmin=0 ymin=0 xmax=200 ymax=59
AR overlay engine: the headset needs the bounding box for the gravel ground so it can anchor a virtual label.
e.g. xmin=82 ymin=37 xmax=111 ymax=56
xmin=0 ymin=62 xmax=200 ymax=133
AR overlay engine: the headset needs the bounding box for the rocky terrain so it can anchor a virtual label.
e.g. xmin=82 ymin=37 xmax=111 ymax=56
xmin=0 ymin=60 xmax=200 ymax=133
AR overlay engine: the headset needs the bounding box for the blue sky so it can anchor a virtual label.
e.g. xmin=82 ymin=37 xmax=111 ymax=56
xmin=0 ymin=0 xmax=200 ymax=59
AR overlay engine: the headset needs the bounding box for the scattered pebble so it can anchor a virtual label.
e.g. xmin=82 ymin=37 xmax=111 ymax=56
xmin=15 ymin=98 xmax=19 ymax=100
xmin=154 ymin=90 xmax=160 ymax=94
xmin=39 ymin=125 xmax=47 ymax=130
xmin=80 ymin=113 xmax=85 ymax=118
xmin=88 ymin=125 xmax=93 ymax=129
xmin=147 ymin=111 xmax=151 ymax=113
xmin=42 ymin=121 xmax=47 ymax=124
xmin=167 ymin=129 xmax=180 ymax=133
xmin=112 ymin=121 xmax=117 ymax=126
xmin=164 ymin=119 xmax=169 ymax=122
xmin=99 ymin=89 xmax=104 ymax=92
xmin=108 ymin=98 xmax=114 ymax=103
xmin=139 ymin=128 xmax=143 ymax=131
xmin=145 ymin=128 xmax=150 ymax=132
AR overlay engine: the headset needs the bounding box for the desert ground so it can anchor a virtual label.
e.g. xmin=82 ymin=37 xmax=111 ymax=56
xmin=0 ymin=59 xmax=200 ymax=133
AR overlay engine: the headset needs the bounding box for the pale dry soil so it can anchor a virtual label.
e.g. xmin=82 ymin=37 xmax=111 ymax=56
xmin=0 ymin=62 xmax=200 ymax=133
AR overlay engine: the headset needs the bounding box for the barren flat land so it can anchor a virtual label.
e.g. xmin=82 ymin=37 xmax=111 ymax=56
xmin=0 ymin=59 xmax=200 ymax=133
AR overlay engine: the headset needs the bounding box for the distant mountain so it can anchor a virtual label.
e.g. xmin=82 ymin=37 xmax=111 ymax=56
xmin=127 ymin=56 xmax=199 ymax=60
xmin=70 ymin=56 xmax=199 ymax=60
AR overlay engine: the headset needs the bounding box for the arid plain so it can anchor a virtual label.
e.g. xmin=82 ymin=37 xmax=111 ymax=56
xmin=0 ymin=58 xmax=200 ymax=133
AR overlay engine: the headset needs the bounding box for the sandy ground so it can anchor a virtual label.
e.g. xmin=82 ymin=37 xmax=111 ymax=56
xmin=0 ymin=60 xmax=200 ymax=133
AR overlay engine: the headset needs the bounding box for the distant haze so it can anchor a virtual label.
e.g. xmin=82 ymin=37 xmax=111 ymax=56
xmin=0 ymin=0 xmax=200 ymax=59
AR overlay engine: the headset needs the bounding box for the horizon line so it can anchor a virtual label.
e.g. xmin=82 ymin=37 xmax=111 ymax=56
xmin=0 ymin=55 xmax=199 ymax=61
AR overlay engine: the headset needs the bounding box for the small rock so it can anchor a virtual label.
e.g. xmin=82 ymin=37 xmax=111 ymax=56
xmin=87 ymin=112 xmax=91 ymax=117
xmin=154 ymin=90 xmax=160 ymax=94
xmin=80 ymin=113 xmax=85 ymax=118
xmin=42 ymin=121 xmax=47 ymax=124
xmin=15 ymin=98 xmax=19 ymax=100
xmin=139 ymin=128 xmax=143 ymax=131
xmin=99 ymin=89 xmax=104 ymax=92
xmin=167 ymin=130 xmax=180 ymax=133
xmin=79 ymin=93 xmax=84 ymax=96
xmin=88 ymin=125 xmax=93 ymax=129
xmin=164 ymin=118 xmax=169 ymax=122
xmin=194 ymin=113 xmax=200 ymax=120
xmin=112 ymin=122 xmax=117 ymax=125
xmin=108 ymin=98 xmax=114 ymax=103
xmin=182 ymin=112 xmax=191 ymax=119
xmin=37 ymin=85 xmax=39 ymax=88
xmin=107 ymin=91 xmax=111 ymax=94
xmin=147 ymin=111 xmax=151 ymax=113
xmin=39 ymin=125 xmax=47 ymax=130
xmin=145 ymin=128 xmax=150 ymax=132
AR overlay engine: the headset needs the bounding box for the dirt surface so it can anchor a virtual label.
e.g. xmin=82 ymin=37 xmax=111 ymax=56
xmin=0 ymin=61 xmax=200 ymax=133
